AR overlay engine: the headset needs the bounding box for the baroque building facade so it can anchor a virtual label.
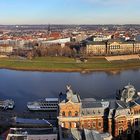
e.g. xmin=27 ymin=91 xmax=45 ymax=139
xmin=85 ymin=39 xmax=140 ymax=56
xmin=58 ymin=84 xmax=140 ymax=140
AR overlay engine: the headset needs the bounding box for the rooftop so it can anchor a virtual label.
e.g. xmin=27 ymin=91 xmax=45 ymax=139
xmin=59 ymin=86 xmax=81 ymax=103
xmin=9 ymin=128 xmax=56 ymax=135
xmin=84 ymin=129 xmax=112 ymax=140
xmin=12 ymin=117 xmax=52 ymax=127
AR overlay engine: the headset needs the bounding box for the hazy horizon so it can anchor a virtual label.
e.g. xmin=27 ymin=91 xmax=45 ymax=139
xmin=0 ymin=0 xmax=139 ymax=24
xmin=0 ymin=24 xmax=140 ymax=26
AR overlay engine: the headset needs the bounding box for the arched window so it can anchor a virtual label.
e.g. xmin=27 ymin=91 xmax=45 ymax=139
xmin=127 ymin=120 xmax=131 ymax=127
xmin=62 ymin=111 xmax=65 ymax=116
xmin=69 ymin=122 xmax=72 ymax=128
xmin=73 ymin=122 xmax=76 ymax=128
xmin=98 ymin=121 xmax=102 ymax=128
xmin=76 ymin=122 xmax=80 ymax=128
xmin=75 ymin=111 xmax=78 ymax=116
xmin=61 ymin=122 xmax=65 ymax=128
xmin=68 ymin=111 xmax=72 ymax=116
xmin=88 ymin=121 xmax=91 ymax=128
xmin=92 ymin=122 xmax=96 ymax=129
xmin=118 ymin=127 xmax=123 ymax=135
xmin=135 ymin=118 xmax=139 ymax=126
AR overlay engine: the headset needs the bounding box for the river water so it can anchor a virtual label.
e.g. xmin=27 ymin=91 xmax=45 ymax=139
xmin=0 ymin=69 xmax=140 ymax=112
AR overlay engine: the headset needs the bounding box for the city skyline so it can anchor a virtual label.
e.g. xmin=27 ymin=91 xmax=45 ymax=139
xmin=0 ymin=0 xmax=139 ymax=24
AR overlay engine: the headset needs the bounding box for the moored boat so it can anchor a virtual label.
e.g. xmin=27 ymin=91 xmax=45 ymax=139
xmin=27 ymin=98 xmax=58 ymax=111
xmin=0 ymin=99 xmax=15 ymax=110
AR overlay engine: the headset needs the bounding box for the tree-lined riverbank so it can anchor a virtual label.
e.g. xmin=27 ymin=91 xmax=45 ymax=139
xmin=0 ymin=56 xmax=140 ymax=72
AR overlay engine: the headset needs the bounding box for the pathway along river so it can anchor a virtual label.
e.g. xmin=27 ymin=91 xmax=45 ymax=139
xmin=0 ymin=69 xmax=140 ymax=112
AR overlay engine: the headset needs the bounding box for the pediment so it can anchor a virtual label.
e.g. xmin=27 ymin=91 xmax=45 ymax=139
xmin=110 ymin=42 xmax=120 ymax=46
xmin=65 ymin=100 xmax=75 ymax=110
xmin=66 ymin=100 xmax=74 ymax=105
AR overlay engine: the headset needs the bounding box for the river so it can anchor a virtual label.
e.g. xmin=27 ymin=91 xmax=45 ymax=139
xmin=0 ymin=69 xmax=140 ymax=112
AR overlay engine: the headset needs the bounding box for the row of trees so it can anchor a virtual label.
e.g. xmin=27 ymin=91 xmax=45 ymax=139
xmin=14 ymin=44 xmax=83 ymax=59
xmin=33 ymin=45 xmax=77 ymax=57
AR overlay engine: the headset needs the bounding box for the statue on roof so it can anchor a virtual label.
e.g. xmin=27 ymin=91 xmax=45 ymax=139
xmin=66 ymin=85 xmax=73 ymax=101
xmin=116 ymin=83 xmax=138 ymax=103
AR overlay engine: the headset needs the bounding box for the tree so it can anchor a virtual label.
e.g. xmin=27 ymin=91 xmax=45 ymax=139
xmin=27 ymin=51 xmax=34 ymax=60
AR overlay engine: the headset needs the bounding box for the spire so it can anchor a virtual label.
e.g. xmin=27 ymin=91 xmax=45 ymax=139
xmin=47 ymin=24 xmax=51 ymax=35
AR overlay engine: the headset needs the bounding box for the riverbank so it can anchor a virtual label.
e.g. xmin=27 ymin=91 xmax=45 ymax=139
xmin=0 ymin=56 xmax=140 ymax=72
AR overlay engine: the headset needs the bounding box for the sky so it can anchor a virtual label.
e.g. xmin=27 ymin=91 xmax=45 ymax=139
xmin=0 ymin=0 xmax=139 ymax=24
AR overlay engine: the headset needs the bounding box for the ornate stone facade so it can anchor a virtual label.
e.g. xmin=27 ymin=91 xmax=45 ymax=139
xmin=58 ymin=85 xmax=140 ymax=140
xmin=86 ymin=39 xmax=140 ymax=56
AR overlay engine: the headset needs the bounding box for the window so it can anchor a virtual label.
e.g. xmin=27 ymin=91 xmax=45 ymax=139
xmin=127 ymin=130 xmax=131 ymax=134
xmin=118 ymin=127 xmax=123 ymax=135
xmin=88 ymin=121 xmax=91 ymax=128
xmin=69 ymin=122 xmax=72 ymax=128
xmin=135 ymin=118 xmax=138 ymax=126
xmin=75 ymin=111 xmax=78 ymax=116
xmin=118 ymin=120 xmax=124 ymax=124
xmin=127 ymin=120 xmax=131 ymax=127
xmin=92 ymin=122 xmax=96 ymax=129
xmin=73 ymin=122 xmax=76 ymax=128
xmin=68 ymin=111 xmax=72 ymax=116
xmin=61 ymin=122 xmax=65 ymax=128
xmin=62 ymin=111 xmax=65 ymax=116
xmin=98 ymin=121 xmax=102 ymax=128
xmin=73 ymin=122 xmax=79 ymax=128
xmin=76 ymin=122 xmax=80 ymax=128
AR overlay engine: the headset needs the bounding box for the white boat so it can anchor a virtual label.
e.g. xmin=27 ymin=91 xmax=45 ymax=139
xmin=0 ymin=99 xmax=15 ymax=110
xmin=27 ymin=98 xmax=58 ymax=111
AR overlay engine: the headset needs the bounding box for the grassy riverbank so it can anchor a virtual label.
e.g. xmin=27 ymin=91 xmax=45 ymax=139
xmin=0 ymin=56 xmax=140 ymax=72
